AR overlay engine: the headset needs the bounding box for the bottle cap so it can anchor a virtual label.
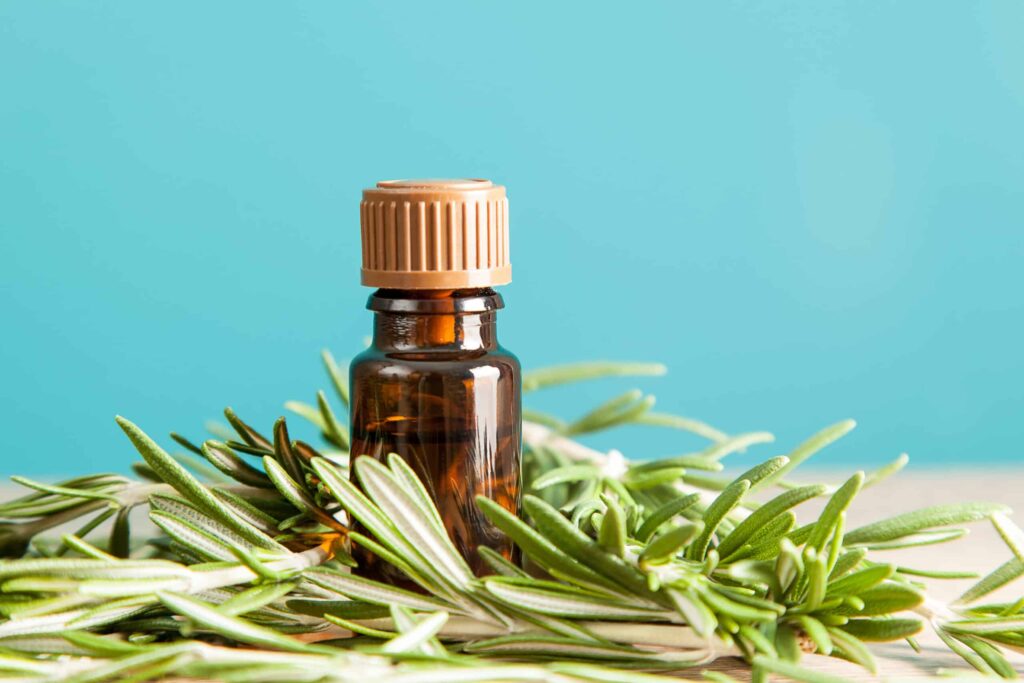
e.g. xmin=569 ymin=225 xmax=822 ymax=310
xmin=360 ymin=179 xmax=511 ymax=289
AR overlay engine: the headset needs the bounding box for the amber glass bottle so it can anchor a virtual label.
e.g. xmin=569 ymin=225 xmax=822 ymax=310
xmin=349 ymin=179 xmax=521 ymax=581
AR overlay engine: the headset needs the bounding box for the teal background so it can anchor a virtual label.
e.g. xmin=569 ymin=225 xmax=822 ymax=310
xmin=2 ymin=2 xmax=1022 ymax=476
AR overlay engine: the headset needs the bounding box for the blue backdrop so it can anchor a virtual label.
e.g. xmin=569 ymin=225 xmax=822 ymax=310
xmin=2 ymin=2 xmax=1022 ymax=476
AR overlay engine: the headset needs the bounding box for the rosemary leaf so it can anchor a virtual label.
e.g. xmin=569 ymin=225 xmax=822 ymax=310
xmin=200 ymin=441 xmax=273 ymax=489
xmin=639 ymin=522 xmax=702 ymax=567
xmin=759 ymin=420 xmax=857 ymax=492
xmin=115 ymin=417 xmax=281 ymax=552
xmin=717 ymin=485 xmax=826 ymax=559
xmin=751 ymin=654 xmax=848 ymax=683
xmin=687 ymin=479 xmax=750 ymax=561
xmin=636 ymin=493 xmax=701 ymax=542
xmin=317 ymin=390 xmax=350 ymax=450
xmin=321 ymin=349 xmax=350 ymax=407
xmin=524 ymin=496 xmax=658 ymax=602
xmin=156 ymin=592 xmax=322 ymax=653
xmin=632 ymin=412 xmax=729 ymax=443
xmin=476 ymin=496 xmax=617 ymax=592
xmin=840 ymin=618 xmax=922 ymax=642
xmin=521 ymin=362 xmax=666 ymax=392
xmin=484 ymin=578 xmax=666 ymax=620
xmin=806 ymin=472 xmax=863 ymax=552
xmin=845 ymin=502 xmax=1009 ymax=546
xmin=957 ymin=558 xmax=1024 ymax=605
xmin=305 ymin=567 xmax=452 ymax=613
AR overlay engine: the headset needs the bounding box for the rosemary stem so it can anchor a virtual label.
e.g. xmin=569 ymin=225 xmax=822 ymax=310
xmin=16 ymin=482 xmax=168 ymax=540
xmin=523 ymin=420 xmax=728 ymax=510
xmin=522 ymin=420 xmax=608 ymax=465
xmin=315 ymin=616 xmax=738 ymax=658
xmin=189 ymin=544 xmax=332 ymax=592
xmin=913 ymin=595 xmax=958 ymax=624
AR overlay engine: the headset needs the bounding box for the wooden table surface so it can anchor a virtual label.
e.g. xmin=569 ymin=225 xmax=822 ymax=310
xmin=3 ymin=470 xmax=1022 ymax=680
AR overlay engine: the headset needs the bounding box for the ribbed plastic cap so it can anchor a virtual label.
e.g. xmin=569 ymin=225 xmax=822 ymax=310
xmin=360 ymin=179 xmax=511 ymax=289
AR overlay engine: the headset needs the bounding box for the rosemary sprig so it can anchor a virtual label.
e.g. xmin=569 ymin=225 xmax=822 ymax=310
xmin=0 ymin=354 xmax=1021 ymax=682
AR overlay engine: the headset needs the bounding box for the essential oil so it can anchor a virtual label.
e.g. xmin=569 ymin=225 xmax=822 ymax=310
xmin=349 ymin=179 xmax=521 ymax=581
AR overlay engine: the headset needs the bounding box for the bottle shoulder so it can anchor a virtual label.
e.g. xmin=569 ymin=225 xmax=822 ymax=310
xmin=351 ymin=345 xmax=519 ymax=376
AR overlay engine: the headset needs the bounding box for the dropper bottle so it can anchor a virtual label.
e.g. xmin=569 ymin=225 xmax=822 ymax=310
xmin=349 ymin=179 xmax=521 ymax=581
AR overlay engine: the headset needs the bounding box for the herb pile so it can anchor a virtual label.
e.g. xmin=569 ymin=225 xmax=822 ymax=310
xmin=1 ymin=353 xmax=1021 ymax=682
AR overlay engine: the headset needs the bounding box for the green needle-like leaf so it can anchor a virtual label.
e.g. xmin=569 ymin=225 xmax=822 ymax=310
xmin=324 ymin=613 xmax=397 ymax=639
xmin=952 ymin=632 xmax=1019 ymax=678
xmin=636 ymin=493 xmax=701 ymax=543
xmin=751 ymin=655 xmax=848 ymax=683
xmin=827 ymin=626 xmax=877 ymax=673
xmin=317 ymin=390 xmax=350 ymax=450
xmin=109 ymin=507 xmax=131 ymax=559
xmin=700 ymin=588 xmax=776 ymax=623
xmin=717 ymin=485 xmax=827 ymax=559
xmin=733 ymin=456 xmax=790 ymax=489
xmin=61 ymin=534 xmax=116 ymax=561
xmin=632 ymin=412 xmax=728 ymax=442
xmin=524 ymin=495 xmax=659 ymax=602
xmin=744 ymin=511 xmax=799 ymax=561
xmin=150 ymin=510 xmax=237 ymax=562
xmin=840 ymin=618 xmax=922 ymax=642
xmin=666 ymin=588 xmax=717 ymax=638
xmin=797 ymin=615 xmax=833 ymax=655
xmin=381 ymin=611 xmax=449 ymax=654
xmin=464 ymin=634 xmax=664 ymax=662
xmin=702 ymin=432 xmax=775 ymax=462
xmin=804 ymin=551 xmax=828 ymax=611
xmin=355 ymin=457 xmax=473 ymax=586
xmin=478 ymin=546 xmax=530 ymax=578
xmin=806 ymin=472 xmax=863 ymax=552
xmin=687 ymin=479 xmax=750 ymax=561
xmin=639 ymin=522 xmax=702 ymax=566
xmin=532 ymin=465 xmax=599 ymax=491
xmin=563 ymin=390 xmax=655 ymax=436
xmin=200 ymin=441 xmax=272 ymax=489
xmin=217 ymin=582 xmax=296 ymax=616
xmin=757 ymin=420 xmax=856 ymax=491
xmin=845 ymin=502 xmax=1009 ymax=546
xmin=476 ymin=495 xmax=614 ymax=591
xmin=825 ymin=564 xmax=894 ymax=597
xmin=483 ymin=578 xmax=667 ymax=620
xmin=522 ymin=362 xmax=666 ymax=392
xmin=992 ymin=513 xmax=1024 ymax=563
xmin=863 ymin=453 xmax=909 ymax=488
xmin=223 ymin=408 xmax=273 ymax=451
xmin=283 ymin=401 xmax=326 ymax=431
xmin=386 ymin=453 xmax=448 ymax=538
xmin=312 ymin=457 xmax=454 ymax=594
xmin=116 ymin=417 xmax=281 ymax=552
xmin=957 ymin=558 xmax=1024 ymax=605
xmin=597 ymin=496 xmax=627 ymax=558
xmin=623 ymin=467 xmax=688 ymax=490
xmin=271 ymin=417 xmax=306 ymax=486
xmin=156 ymin=592 xmax=322 ymax=653
xmin=306 ymin=567 xmax=452 ymax=613
xmin=8 ymin=477 xmax=121 ymax=505
xmin=945 ymin=616 xmax=1024 ymax=635
xmin=321 ymin=349 xmax=350 ymax=407
xmin=830 ymin=583 xmax=924 ymax=616
xmin=936 ymin=627 xmax=996 ymax=676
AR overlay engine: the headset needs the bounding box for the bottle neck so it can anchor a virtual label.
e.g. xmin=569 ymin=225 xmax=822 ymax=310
xmin=367 ymin=288 xmax=503 ymax=353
